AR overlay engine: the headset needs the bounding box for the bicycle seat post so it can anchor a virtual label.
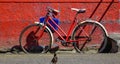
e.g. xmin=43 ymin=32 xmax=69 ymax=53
xmin=71 ymin=8 xmax=86 ymax=23
xmin=73 ymin=12 xmax=79 ymax=23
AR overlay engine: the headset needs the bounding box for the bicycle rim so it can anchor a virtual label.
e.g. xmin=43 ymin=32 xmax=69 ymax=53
xmin=72 ymin=22 xmax=107 ymax=53
xmin=19 ymin=24 xmax=53 ymax=53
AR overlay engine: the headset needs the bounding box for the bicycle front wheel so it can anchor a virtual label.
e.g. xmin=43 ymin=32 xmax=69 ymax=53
xmin=19 ymin=24 xmax=53 ymax=53
xmin=72 ymin=20 xmax=107 ymax=53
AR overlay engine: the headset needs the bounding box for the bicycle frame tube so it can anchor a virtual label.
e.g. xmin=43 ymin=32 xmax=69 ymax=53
xmin=37 ymin=25 xmax=46 ymax=40
xmin=37 ymin=16 xmax=50 ymax=40
xmin=46 ymin=16 xmax=77 ymax=42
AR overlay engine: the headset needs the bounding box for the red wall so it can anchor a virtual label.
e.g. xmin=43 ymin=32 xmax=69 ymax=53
xmin=0 ymin=0 xmax=119 ymax=48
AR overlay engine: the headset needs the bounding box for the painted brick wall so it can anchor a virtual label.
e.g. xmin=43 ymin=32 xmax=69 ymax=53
xmin=0 ymin=0 xmax=119 ymax=48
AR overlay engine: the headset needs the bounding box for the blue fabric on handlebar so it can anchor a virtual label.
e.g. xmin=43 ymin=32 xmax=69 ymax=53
xmin=39 ymin=17 xmax=60 ymax=30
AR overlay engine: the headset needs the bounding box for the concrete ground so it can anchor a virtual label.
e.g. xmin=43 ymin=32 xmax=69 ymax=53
xmin=0 ymin=53 xmax=120 ymax=64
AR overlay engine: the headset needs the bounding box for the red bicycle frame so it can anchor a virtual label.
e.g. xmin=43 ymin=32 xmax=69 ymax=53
xmin=42 ymin=14 xmax=78 ymax=43
xmin=37 ymin=7 xmax=89 ymax=45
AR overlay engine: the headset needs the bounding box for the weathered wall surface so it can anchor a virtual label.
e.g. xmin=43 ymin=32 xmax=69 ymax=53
xmin=0 ymin=0 xmax=119 ymax=48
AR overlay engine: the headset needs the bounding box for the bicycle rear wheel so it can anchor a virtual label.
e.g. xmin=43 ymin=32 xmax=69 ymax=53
xmin=19 ymin=24 xmax=53 ymax=53
xmin=72 ymin=20 xmax=107 ymax=53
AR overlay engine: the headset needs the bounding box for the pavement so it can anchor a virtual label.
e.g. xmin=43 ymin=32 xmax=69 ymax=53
xmin=0 ymin=53 xmax=120 ymax=64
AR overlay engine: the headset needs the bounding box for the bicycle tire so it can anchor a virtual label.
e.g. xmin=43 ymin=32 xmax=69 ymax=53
xmin=72 ymin=20 xmax=108 ymax=53
xmin=19 ymin=23 xmax=53 ymax=53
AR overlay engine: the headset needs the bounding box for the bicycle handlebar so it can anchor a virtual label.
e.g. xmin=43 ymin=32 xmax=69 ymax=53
xmin=46 ymin=7 xmax=86 ymax=17
xmin=47 ymin=7 xmax=60 ymax=16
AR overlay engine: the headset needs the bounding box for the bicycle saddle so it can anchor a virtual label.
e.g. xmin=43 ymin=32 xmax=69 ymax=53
xmin=71 ymin=8 xmax=86 ymax=13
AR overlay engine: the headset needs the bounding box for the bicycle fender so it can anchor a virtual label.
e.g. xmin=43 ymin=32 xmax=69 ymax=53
xmin=34 ymin=21 xmax=54 ymax=45
xmin=81 ymin=19 xmax=109 ymax=36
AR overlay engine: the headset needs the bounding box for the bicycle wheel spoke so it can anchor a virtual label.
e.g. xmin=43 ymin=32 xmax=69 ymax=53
xmin=77 ymin=26 xmax=90 ymax=37
xmin=72 ymin=21 xmax=107 ymax=53
xmin=19 ymin=24 xmax=53 ymax=53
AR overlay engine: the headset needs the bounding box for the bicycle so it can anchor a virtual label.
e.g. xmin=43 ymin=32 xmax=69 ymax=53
xmin=19 ymin=7 xmax=108 ymax=53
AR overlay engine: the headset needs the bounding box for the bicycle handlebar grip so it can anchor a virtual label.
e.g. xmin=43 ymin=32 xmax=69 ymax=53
xmin=47 ymin=7 xmax=60 ymax=16
xmin=52 ymin=9 xmax=60 ymax=16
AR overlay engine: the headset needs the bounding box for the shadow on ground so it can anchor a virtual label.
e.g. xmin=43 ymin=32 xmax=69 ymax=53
xmin=0 ymin=37 xmax=118 ymax=54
